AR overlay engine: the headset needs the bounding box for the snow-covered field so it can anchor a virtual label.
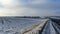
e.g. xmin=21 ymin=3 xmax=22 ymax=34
xmin=0 ymin=17 xmax=45 ymax=34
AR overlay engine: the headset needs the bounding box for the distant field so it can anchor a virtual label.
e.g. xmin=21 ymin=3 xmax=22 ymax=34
xmin=0 ymin=17 xmax=45 ymax=34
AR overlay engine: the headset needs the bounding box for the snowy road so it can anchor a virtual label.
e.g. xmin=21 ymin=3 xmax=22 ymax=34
xmin=41 ymin=20 xmax=56 ymax=34
xmin=22 ymin=18 xmax=60 ymax=34
xmin=39 ymin=18 xmax=60 ymax=34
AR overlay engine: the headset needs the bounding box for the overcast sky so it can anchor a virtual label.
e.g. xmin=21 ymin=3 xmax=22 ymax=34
xmin=0 ymin=0 xmax=60 ymax=16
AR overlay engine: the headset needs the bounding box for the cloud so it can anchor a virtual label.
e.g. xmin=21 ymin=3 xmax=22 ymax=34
xmin=0 ymin=0 xmax=60 ymax=16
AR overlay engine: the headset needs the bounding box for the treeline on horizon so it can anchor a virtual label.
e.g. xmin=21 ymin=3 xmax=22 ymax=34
xmin=0 ymin=16 xmax=60 ymax=19
xmin=14 ymin=16 xmax=41 ymax=18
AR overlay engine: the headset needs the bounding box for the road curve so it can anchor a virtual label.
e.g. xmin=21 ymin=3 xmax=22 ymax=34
xmin=22 ymin=18 xmax=60 ymax=34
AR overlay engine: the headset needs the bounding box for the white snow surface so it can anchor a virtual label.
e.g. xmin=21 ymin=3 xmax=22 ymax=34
xmin=0 ymin=17 xmax=45 ymax=34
